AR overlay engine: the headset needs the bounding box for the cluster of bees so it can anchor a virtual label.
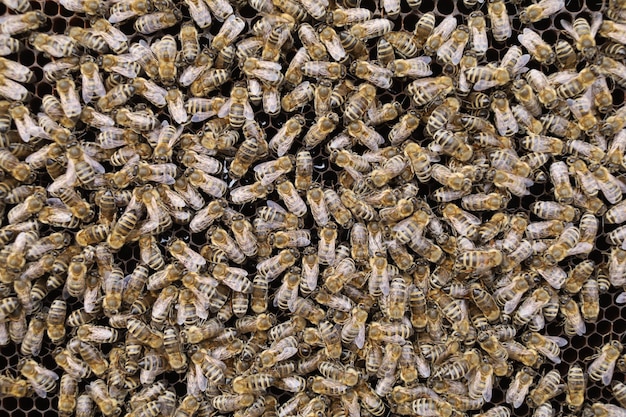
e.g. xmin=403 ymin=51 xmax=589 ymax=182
xmin=0 ymin=0 xmax=626 ymax=416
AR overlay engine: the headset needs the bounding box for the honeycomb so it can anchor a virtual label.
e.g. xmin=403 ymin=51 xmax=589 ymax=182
xmin=0 ymin=0 xmax=625 ymax=416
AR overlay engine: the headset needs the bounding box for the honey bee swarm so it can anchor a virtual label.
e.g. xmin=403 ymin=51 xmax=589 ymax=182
xmin=0 ymin=0 xmax=625 ymax=416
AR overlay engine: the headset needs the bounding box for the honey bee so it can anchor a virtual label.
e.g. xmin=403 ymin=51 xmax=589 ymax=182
xmin=95 ymin=84 xmax=134 ymax=113
xmin=164 ymin=88 xmax=187 ymax=124
xmin=518 ymin=28 xmax=555 ymax=65
xmin=487 ymin=0 xmax=511 ymax=42
xmin=282 ymin=48 xmax=310 ymax=86
xmin=20 ymin=313 xmax=45 ymax=357
xmin=349 ymin=61 xmax=392 ymax=90
xmin=523 ymin=332 xmax=567 ymax=364
xmin=107 ymin=209 xmax=139 ymax=250
xmin=78 ymin=57 xmax=106 ymax=105
xmin=303 ymin=112 xmax=339 ymax=150
xmin=506 ymin=367 xmax=535 ymax=408
xmin=167 ymin=239 xmax=206 ymax=272
xmin=556 ymin=13 xmax=600 ymax=60
xmin=149 ymin=35 xmax=178 ymax=85
xmin=588 ymin=341 xmax=623 ymax=385
xmin=209 ymin=14 xmax=245 ymax=52
xmin=519 ymin=0 xmax=565 ymax=23
xmin=313 ymin=26 xmax=344 ymax=63
xmin=127 ymin=318 xmax=163 ymax=349
xmin=18 ymin=359 xmax=58 ymax=399
xmin=281 ymin=81 xmax=314 ymax=113
xmin=135 ymin=10 xmax=182 ymax=34
xmin=528 ymin=370 xmax=564 ymax=407
xmin=0 ymin=374 xmax=30 ymax=398
xmin=343 ymin=83 xmax=376 ymax=123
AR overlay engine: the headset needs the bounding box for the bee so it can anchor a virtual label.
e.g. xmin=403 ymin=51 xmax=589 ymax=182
xmin=408 ymin=76 xmax=454 ymax=106
xmin=19 ymin=359 xmax=58 ymax=398
xmin=523 ymin=332 xmax=567 ymax=364
xmin=302 ymin=61 xmax=345 ymax=81
xmin=303 ymin=112 xmax=339 ymax=150
xmin=85 ymin=379 xmax=120 ymax=417
xmin=528 ymin=370 xmax=564 ymax=407
xmin=464 ymin=11 xmax=488 ymax=57
xmin=553 ymin=39 xmax=578 ymax=70
xmin=506 ymin=367 xmax=535 ymax=408
xmin=19 ymin=312 xmax=45 ymax=357
xmin=0 ymin=11 xmax=45 ymax=35
xmin=107 ymin=209 xmax=139 ymax=250
xmin=79 ymin=57 xmax=106 ymax=104
xmin=437 ymin=25 xmax=470 ymax=65
xmin=520 ymin=0 xmax=565 ymax=23
xmin=0 ymin=74 xmax=29 ymax=101
xmin=557 ymin=13 xmax=601 ymax=60
xmin=593 ymin=166 xmax=623 ymax=204
xmin=613 ymin=382 xmax=626 ymax=408
xmin=328 ymin=6 xmax=371 ymax=26
xmin=568 ymin=96 xmax=598 ymax=133
xmin=167 ymin=239 xmax=206 ymax=272
xmin=556 ymin=68 xmax=596 ymax=100
xmin=210 ymin=14 xmax=245 ymax=52
xmin=349 ymin=18 xmax=393 ymax=41
xmin=53 ymin=78 xmax=82 ymax=120
xmin=150 ymin=35 xmax=178 ymax=85
xmin=96 ymin=84 xmax=136 ymax=113
xmin=134 ymin=10 xmax=182 ymax=34
xmin=562 ymin=363 xmax=587 ymax=412
xmin=488 ymin=0 xmax=512 ymax=42
xmin=0 ymin=34 xmax=20 ymax=56
xmin=0 ymin=374 xmax=30 ymax=398
xmin=74 ymin=341 xmax=107 ymax=378
xmin=350 ymin=61 xmax=392 ymax=89
xmin=181 ymin=0 xmax=211 ymax=27
xmin=218 ymin=83 xmax=254 ymax=128
xmin=316 ymin=25 xmax=345 ymax=62
xmin=129 ymin=41 xmax=159 ymax=80
xmin=422 ymin=15 xmax=456 ymax=56
xmin=44 ymin=298 xmax=67 ymax=345
xmin=518 ymin=28 xmax=555 ymax=65
xmin=432 ymin=130 xmax=473 ymax=162
xmin=163 ymin=88 xmax=187 ymax=124
xmin=176 ymin=25 xmax=197 ymax=65
xmin=99 ymin=54 xmax=141 ymax=79
xmin=337 ymin=30 xmax=368 ymax=60
xmin=383 ymin=31 xmax=420 ymax=59
xmin=281 ymin=81 xmax=314 ymax=113
xmin=89 ymin=18 xmax=127 ymax=54
xmin=591 ymin=18 xmax=626 ymax=44
xmin=284 ymin=47 xmax=310 ymax=86
xmin=589 ymin=341 xmax=623 ymax=385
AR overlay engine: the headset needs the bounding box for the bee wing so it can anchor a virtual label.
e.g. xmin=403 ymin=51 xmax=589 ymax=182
xmin=217 ymin=99 xmax=232 ymax=119
xmin=590 ymin=11 xmax=603 ymax=37
xmin=483 ymin=372 xmax=493 ymax=402
xmin=354 ymin=325 xmax=366 ymax=349
xmin=287 ymin=288 xmax=298 ymax=311
xmin=0 ymin=76 xmax=27 ymax=101
xmin=179 ymin=65 xmax=206 ymax=87
xmin=29 ymin=381 xmax=49 ymax=398
xmin=617 ymin=292 xmax=626 ymax=304
xmin=473 ymin=79 xmax=502 ymax=92
xmin=550 ymin=71 xmax=578 ymax=85
xmin=433 ymin=16 xmax=457 ymax=39
xmin=449 ymin=44 xmax=466 ymax=66
xmin=169 ymin=102 xmax=188 ymax=125
xmin=83 ymin=153 xmax=106 ymax=174
xmin=560 ymin=20 xmax=579 ymax=41
xmin=543 ymin=0 xmax=565 ymax=13
xmin=266 ymin=200 xmax=288 ymax=213
xmin=544 ymin=335 xmax=568 ymax=346
xmin=111 ymin=62 xmax=139 ymax=78
xmin=251 ymin=68 xmax=283 ymax=84
xmin=244 ymin=101 xmax=254 ymax=120
xmin=108 ymin=11 xmax=135 ymax=24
